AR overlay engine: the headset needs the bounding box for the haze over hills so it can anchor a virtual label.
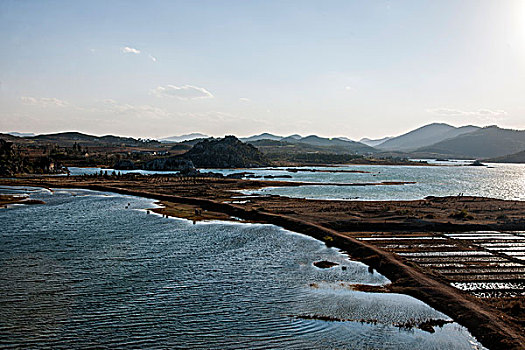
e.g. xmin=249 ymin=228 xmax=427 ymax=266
xmin=289 ymin=135 xmax=374 ymax=150
xmin=160 ymin=133 xmax=209 ymax=143
xmin=247 ymin=134 xmax=377 ymax=155
xmin=374 ymin=123 xmax=481 ymax=151
xmin=240 ymin=133 xmax=285 ymax=142
xmin=360 ymin=136 xmax=394 ymax=147
xmin=7 ymin=132 xmax=36 ymax=137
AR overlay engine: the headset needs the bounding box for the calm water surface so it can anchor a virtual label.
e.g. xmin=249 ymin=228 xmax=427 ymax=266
xmin=69 ymin=162 xmax=525 ymax=201
xmin=0 ymin=187 xmax=485 ymax=349
xmin=208 ymin=163 xmax=525 ymax=201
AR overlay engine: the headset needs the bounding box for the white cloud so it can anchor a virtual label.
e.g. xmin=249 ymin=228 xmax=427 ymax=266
xmin=151 ymin=84 xmax=214 ymax=100
xmin=95 ymin=99 xmax=170 ymax=119
xmin=426 ymin=108 xmax=508 ymax=121
xmin=239 ymin=97 xmax=250 ymax=102
xmin=122 ymin=46 xmax=141 ymax=54
xmin=120 ymin=46 xmax=159 ymax=62
xmin=21 ymin=96 xmax=69 ymax=107
xmin=475 ymin=109 xmax=507 ymax=117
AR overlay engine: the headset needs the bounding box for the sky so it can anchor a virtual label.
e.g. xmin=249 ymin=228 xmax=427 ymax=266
xmin=1 ymin=0 xmax=525 ymax=140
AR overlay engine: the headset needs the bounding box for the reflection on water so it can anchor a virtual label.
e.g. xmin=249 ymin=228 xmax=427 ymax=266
xmin=0 ymin=188 xmax=485 ymax=349
xmin=234 ymin=164 xmax=525 ymax=201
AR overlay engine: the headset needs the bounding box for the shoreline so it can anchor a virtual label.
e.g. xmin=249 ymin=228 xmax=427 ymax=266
xmin=1 ymin=176 xmax=524 ymax=349
xmin=0 ymin=194 xmax=45 ymax=208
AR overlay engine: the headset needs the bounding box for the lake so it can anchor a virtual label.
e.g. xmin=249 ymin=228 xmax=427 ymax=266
xmin=0 ymin=187 xmax=485 ymax=349
xmin=68 ymin=161 xmax=525 ymax=201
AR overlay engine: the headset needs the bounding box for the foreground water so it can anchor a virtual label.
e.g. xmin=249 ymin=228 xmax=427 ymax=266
xmin=68 ymin=161 xmax=525 ymax=201
xmin=0 ymin=187 xmax=485 ymax=349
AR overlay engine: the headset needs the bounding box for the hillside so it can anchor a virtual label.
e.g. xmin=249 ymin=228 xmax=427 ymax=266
xmin=484 ymin=150 xmax=525 ymax=163
xmin=376 ymin=123 xmax=480 ymax=151
xmin=415 ymin=126 xmax=525 ymax=158
xmin=180 ymin=136 xmax=270 ymax=168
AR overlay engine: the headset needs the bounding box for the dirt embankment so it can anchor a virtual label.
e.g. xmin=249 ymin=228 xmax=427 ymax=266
xmin=0 ymin=194 xmax=44 ymax=207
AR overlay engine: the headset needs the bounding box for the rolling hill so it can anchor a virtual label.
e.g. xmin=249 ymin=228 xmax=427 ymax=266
xmin=375 ymin=123 xmax=480 ymax=151
xmin=180 ymin=136 xmax=270 ymax=168
xmin=414 ymin=126 xmax=525 ymax=159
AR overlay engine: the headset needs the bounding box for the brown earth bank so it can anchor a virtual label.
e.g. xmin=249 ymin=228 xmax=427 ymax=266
xmin=1 ymin=174 xmax=524 ymax=349
xmin=0 ymin=194 xmax=45 ymax=207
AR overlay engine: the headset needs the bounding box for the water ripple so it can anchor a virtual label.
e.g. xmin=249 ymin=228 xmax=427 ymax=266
xmin=0 ymin=187 xmax=486 ymax=349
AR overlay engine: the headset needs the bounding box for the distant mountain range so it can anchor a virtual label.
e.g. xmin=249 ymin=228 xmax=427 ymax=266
xmin=246 ymin=134 xmax=376 ymax=155
xmin=4 ymin=123 xmax=525 ymax=162
xmin=174 ymin=133 xmax=377 ymax=154
xmin=240 ymin=133 xmax=304 ymax=142
xmin=1 ymin=131 xmax=159 ymax=147
xmin=240 ymin=124 xmax=524 ymax=161
xmin=32 ymin=132 xmax=161 ymax=147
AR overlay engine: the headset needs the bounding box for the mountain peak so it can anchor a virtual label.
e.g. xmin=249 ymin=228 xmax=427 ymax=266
xmin=376 ymin=123 xmax=481 ymax=152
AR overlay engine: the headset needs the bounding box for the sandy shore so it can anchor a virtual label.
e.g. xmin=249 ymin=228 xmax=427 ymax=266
xmin=1 ymin=174 xmax=524 ymax=349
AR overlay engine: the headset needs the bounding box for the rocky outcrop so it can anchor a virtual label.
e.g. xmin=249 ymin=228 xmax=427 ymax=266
xmin=180 ymin=136 xmax=270 ymax=168
xmin=112 ymin=136 xmax=269 ymax=172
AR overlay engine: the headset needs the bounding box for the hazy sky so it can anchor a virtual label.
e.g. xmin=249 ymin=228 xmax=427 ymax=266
xmin=1 ymin=0 xmax=525 ymax=140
